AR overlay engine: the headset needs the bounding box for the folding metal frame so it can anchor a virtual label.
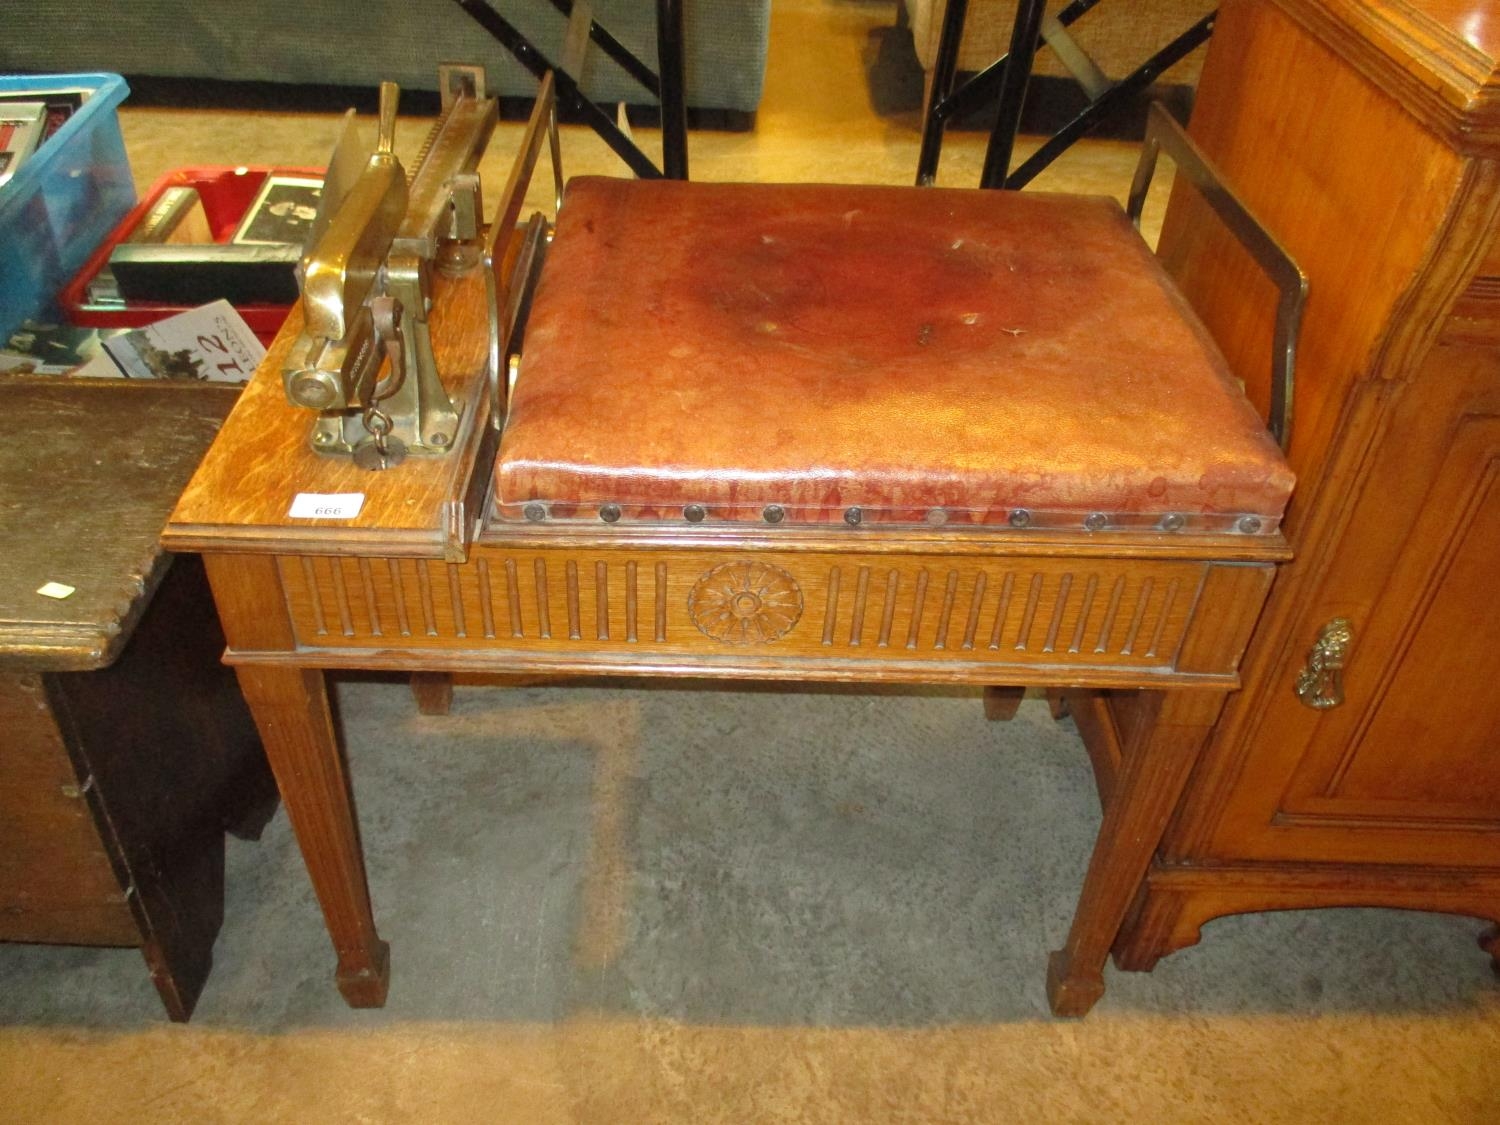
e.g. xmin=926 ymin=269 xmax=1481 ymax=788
xmin=916 ymin=0 xmax=1216 ymax=190
xmin=450 ymin=0 xmax=688 ymax=180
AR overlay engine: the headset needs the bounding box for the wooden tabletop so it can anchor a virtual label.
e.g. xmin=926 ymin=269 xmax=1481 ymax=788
xmin=163 ymin=268 xmax=493 ymax=562
xmin=0 ymin=376 xmax=238 ymax=672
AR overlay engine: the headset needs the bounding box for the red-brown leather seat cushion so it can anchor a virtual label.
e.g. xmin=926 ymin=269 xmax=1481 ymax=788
xmin=495 ymin=177 xmax=1293 ymax=532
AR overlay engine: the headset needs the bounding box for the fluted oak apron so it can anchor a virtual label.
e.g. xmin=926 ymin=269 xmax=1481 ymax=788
xmin=165 ymin=172 xmax=1293 ymax=1017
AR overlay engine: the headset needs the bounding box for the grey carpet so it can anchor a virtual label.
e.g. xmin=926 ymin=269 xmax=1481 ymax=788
xmin=2 ymin=679 xmax=1493 ymax=1029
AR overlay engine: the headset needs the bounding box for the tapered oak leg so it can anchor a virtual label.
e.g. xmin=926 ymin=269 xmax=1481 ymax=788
xmin=1047 ymin=689 xmax=1226 ymax=1016
xmin=983 ymin=685 xmax=1024 ymax=720
xmin=235 ymin=664 xmax=390 ymax=1007
xmin=410 ymin=672 xmax=454 ymax=716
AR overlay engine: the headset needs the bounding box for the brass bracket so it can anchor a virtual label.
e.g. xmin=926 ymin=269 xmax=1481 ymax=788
xmin=1294 ymin=617 xmax=1353 ymax=710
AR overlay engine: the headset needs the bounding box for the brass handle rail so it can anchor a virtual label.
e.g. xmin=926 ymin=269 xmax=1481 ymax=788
xmin=1128 ymin=102 xmax=1308 ymax=453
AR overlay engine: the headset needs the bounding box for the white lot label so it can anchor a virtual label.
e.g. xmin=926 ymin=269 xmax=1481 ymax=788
xmin=36 ymin=581 xmax=76 ymax=599
xmin=288 ymin=492 xmax=365 ymax=520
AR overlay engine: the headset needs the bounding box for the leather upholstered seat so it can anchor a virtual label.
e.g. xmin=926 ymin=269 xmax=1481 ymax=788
xmin=495 ymin=177 xmax=1293 ymax=534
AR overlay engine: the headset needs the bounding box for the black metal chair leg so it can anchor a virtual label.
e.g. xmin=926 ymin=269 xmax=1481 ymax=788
xmin=658 ymin=0 xmax=689 ymax=180
xmin=921 ymin=0 xmax=1212 ymax=191
xmin=916 ymin=0 xmax=970 ymax=186
xmin=980 ymin=0 xmax=1047 ymax=190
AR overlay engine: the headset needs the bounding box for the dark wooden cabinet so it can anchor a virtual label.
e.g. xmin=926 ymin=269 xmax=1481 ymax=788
xmin=1086 ymin=0 xmax=1500 ymax=971
xmin=1 ymin=678 xmax=144 ymax=950
xmin=0 ymin=380 xmax=275 ymax=1020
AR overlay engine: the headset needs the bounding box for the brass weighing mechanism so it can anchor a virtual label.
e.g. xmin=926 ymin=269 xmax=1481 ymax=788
xmin=282 ymin=64 xmax=536 ymax=471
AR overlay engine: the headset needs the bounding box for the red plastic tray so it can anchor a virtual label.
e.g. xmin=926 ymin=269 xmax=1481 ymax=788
xmin=60 ymin=165 xmax=321 ymax=345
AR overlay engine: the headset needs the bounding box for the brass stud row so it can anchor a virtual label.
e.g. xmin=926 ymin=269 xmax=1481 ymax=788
xmin=509 ymin=503 xmax=1272 ymax=534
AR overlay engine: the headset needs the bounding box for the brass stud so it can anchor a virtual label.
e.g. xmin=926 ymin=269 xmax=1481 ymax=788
xmin=762 ymin=504 xmax=785 ymax=524
xmin=926 ymin=507 xmax=948 ymax=526
xmin=523 ymin=502 xmax=546 ymax=522
xmin=1160 ymin=513 xmax=1185 ymax=532
xmin=1084 ymin=512 xmax=1108 ymax=531
xmin=844 ymin=506 xmax=864 ymax=527
xmin=1237 ymin=515 xmax=1263 ymax=534
xmin=599 ymin=503 xmax=622 ymax=523
xmin=684 ymin=504 xmax=707 ymax=523
xmin=1008 ymin=508 xmax=1031 ymax=528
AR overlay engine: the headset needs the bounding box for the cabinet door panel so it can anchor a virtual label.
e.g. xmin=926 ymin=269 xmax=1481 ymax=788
xmin=0 ymin=674 xmax=138 ymax=944
xmin=1205 ymin=345 xmax=1500 ymax=865
xmin=1285 ymin=410 xmax=1500 ymax=820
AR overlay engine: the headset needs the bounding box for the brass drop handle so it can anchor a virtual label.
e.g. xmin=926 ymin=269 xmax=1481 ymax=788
xmin=1294 ymin=617 xmax=1353 ymax=710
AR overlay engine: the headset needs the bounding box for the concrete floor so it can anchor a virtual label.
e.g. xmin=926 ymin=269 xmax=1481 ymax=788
xmin=2 ymin=2 xmax=1498 ymax=1121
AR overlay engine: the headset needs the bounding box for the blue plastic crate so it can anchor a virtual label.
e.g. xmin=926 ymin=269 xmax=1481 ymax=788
xmin=0 ymin=73 xmax=134 ymax=339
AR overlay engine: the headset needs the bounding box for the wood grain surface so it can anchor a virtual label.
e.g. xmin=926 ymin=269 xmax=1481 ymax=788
xmin=236 ymin=547 xmax=1278 ymax=690
xmin=0 ymin=673 xmax=139 ymax=946
xmin=0 ymin=378 xmax=239 ymax=672
xmin=1276 ymin=0 xmax=1500 ymax=155
xmin=164 ymin=266 xmax=493 ymax=560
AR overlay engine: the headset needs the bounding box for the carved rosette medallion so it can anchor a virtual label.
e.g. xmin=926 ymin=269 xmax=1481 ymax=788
xmin=688 ymin=561 xmax=803 ymax=645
